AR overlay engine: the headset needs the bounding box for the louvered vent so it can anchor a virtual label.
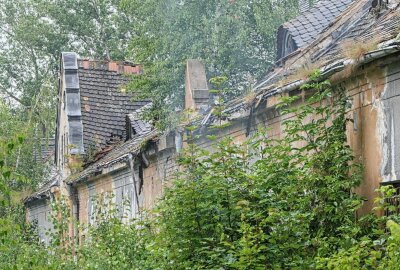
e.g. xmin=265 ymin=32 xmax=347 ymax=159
xmin=62 ymin=52 xmax=78 ymax=70
xmin=66 ymin=92 xmax=82 ymax=117
xmin=65 ymin=73 xmax=79 ymax=89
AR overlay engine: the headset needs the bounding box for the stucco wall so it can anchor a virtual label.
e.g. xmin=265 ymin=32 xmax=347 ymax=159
xmin=142 ymin=147 xmax=177 ymax=209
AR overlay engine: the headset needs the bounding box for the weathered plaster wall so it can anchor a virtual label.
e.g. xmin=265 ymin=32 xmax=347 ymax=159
xmin=26 ymin=199 xmax=52 ymax=246
xmin=345 ymin=65 xmax=385 ymax=214
xmin=142 ymin=147 xmax=177 ymax=210
xmin=182 ymin=57 xmax=400 ymax=214
xmin=76 ymin=167 xmax=132 ymax=226
xmin=381 ymin=62 xmax=400 ymax=182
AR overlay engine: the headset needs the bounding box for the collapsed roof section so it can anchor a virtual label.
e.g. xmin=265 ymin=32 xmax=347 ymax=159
xmin=67 ymin=129 xmax=158 ymax=185
xmin=199 ymin=0 xmax=400 ymax=129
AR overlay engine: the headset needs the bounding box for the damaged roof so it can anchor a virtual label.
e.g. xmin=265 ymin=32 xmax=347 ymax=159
xmin=77 ymin=60 xmax=149 ymax=152
xmin=202 ymin=0 xmax=400 ymax=128
xmin=24 ymin=170 xmax=61 ymax=204
xmin=67 ymin=129 xmax=158 ymax=184
xmin=127 ymin=103 xmax=153 ymax=136
xmin=277 ymin=0 xmax=354 ymax=59
xmin=256 ymin=0 xmax=400 ymax=90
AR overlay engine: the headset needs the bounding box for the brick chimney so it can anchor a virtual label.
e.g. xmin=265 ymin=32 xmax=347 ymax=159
xmin=185 ymin=60 xmax=209 ymax=112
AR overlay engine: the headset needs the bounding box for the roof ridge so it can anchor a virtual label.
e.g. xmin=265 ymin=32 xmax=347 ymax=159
xmin=78 ymin=59 xmax=141 ymax=74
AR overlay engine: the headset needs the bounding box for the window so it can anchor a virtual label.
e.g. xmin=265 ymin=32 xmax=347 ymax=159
xmin=283 ymin=34 xmax=296 ymax=58
xmin=381 ymin=182 xmax=400 ymax=217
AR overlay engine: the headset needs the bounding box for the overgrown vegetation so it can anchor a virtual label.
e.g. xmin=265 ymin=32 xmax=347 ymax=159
xmin=340 ymin=38 xmax=379 ymax=61
xmin=2 ymin=76 xmax=400 ymax=269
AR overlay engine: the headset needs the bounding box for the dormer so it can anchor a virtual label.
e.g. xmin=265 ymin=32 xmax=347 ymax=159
xmin=126 ymin=104 xmax=153 ymax=140
xmin=276 ymin=0 xmax=354 ymax=61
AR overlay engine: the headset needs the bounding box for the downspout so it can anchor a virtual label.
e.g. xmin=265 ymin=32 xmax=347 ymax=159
xmin=71 ymin=186 xmax=79 ymax=246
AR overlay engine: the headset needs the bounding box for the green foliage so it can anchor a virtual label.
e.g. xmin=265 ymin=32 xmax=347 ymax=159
xmin=3 ymin=76 xmax=400 ymax=269
xmin=0 ymin=133 xmax=62 ymax=269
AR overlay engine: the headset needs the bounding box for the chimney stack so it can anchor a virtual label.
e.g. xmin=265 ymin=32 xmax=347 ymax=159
xmin=185 ymin=60 xmax=209 ymax=113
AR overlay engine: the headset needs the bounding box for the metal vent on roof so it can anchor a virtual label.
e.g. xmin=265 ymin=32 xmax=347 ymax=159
xmin=62 ymin=52 xmax=78 ymax=70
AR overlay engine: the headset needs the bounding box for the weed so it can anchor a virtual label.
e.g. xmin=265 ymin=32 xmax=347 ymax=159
xmin=340 ymin=38 xmax=378 ymax=60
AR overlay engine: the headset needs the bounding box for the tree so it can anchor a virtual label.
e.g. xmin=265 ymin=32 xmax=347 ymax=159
xmin=43 ymin=0 xmax=132 ymax=60
xmin=124 ymin=0 xmax=313 ymax=129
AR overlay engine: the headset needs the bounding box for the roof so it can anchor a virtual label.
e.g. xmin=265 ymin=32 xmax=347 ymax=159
xmin=77 ymin=60 xmax=149 ymax=152
xmin=127 ymin=103 xmax=153 ymax=136
xmin=24 ymin=170 xmax=60 ymax=204
xmin=34 ymin=138 xmax=55 ymax=163
xmin=200 ymin=0 xmax=400 ymax=128
xmin=256 ymin=0 xmax=400 ymax=90
xmin=67 ymin=129 xmax=159 ymax=184
xmin=277 ymin=0 xmax=354 ymax=59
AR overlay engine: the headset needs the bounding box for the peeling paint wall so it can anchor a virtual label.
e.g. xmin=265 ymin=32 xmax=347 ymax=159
xmin=381 ymin=63 xmax=400 ymax=182
xmin=76 ymin=166 xmax=137 ymax=226
xmin=345 ymin=65 xmax=385 ymax=214
xmin=142 ymin=147 xmax=177 ymax=210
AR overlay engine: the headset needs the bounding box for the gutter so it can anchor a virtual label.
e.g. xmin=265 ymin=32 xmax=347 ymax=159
xmin=257 ymin=43 xmax=400 ymax=104
xmin=67 ymin=157 xmax=130 ymax=186
xmin=198 ymin=43 xmax=400 ymax=128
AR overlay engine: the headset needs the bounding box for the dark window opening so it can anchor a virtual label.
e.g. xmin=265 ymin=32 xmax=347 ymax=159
xmin=283 ymin=34 xmax=296 ymax=58
xmin=381 ymin=181 xmax=400 ymax=217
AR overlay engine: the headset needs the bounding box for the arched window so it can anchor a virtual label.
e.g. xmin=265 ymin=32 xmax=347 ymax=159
xmin=283 ymin=33 xmax=296 ymax=57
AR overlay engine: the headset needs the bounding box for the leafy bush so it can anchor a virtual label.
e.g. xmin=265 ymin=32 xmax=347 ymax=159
xmin=2 ymin=76 xmax=400 ymax=269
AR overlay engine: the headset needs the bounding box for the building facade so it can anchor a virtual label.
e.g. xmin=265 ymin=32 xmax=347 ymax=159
xmin=25 ymin=0 xmax=400 ymax=243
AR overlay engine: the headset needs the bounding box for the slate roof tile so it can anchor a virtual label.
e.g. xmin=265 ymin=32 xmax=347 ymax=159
xmin=78 ymin=64 xmax=149 ymax=153
xmin=281 ymin=0 xmax=354 ymax=51
xmin=256 ymin=0 xmax=400 ymax=90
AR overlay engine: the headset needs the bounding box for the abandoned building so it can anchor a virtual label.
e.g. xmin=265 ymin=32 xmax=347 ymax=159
xmin=25 ymin=0 xmax=400 ymax=244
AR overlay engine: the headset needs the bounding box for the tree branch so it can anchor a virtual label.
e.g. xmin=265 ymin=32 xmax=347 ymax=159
xmin=0 ymin=87 xmax=28 ymax=106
